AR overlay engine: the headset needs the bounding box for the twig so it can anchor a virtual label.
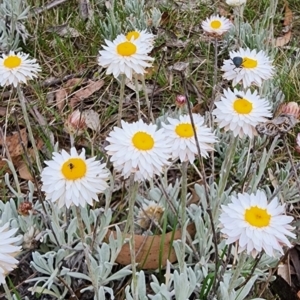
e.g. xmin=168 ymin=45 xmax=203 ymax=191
xmin=258 ymin=249 xmax=291 ymax=298
xmin=149 ymin=48 xmax=166 ymax=120
xmin=40 ymin=71 xmax=88 ymax=88
xmin=181 ymin=73 xmax=219 ymax=296
xmin=235 ymin=253 xmax=263 ymax=291
xmin=31 ymin=0 xmax=69 ymax=15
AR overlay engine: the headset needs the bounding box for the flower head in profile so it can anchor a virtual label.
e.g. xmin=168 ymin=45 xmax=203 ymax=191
xmin=175 ymin=95 xmax=187 ymax=108
xmin=213 ymin=88 xmax=272 ymax=138
xmin=0 ymin=51 xmax=41 ymax=87
xmin=161 ymin=114 xmax=217 ymax=163
xmin=105 ymin=119 xmax=170 ymax=182
xmin=137 ymin=201 xmax=165 ymax=229
xmin=41 ymin=147 xmax=110 ymax=208
xmin=64 ymin=110 xmax=87 ymax=136
xmin=219 ymin=190 xmax=295 ymax=257
xmin=226 ymin=0 xmax=246 ymax=6
xmin=222 ymin=48 xmax=274 ymax=88
xmin=279 ymin=102 xmax=300 ymax=119
xmin=126 ymin=29 xmax=155 ymax=52
xmin=0 ymin=223 xmax=22 ymax=284
xmin=201 ymin=15 xmax=232 ymax=36
xmin=98 ymin=34 xmax=154 ymax=80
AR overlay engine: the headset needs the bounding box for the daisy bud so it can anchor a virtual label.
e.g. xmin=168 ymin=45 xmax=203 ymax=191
xmin=279 ymin=102 xmax=300 ymax=119
xmin=18 ymin=201 xmax=33 ymax=216
xmin=138 ymin=201 xmax=165 ymax=229
xmin=175 ymin=95 xmax=187 ymax=107
xmin=64 ymin=110 xmax=87 ymax=135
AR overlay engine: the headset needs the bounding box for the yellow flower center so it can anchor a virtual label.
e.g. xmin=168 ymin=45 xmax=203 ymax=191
xmin=244 ymin=206 xmax=271 ymax=228
xmin=61 ymin=158 xmax=87 ymax=180
xmin=242 ymin=57 xmax=258 ymax=68
xmin=175 ymin=123 xmax=194 ymax=138
xmin=132 ymin=131 xmax=154 ymax=150
xmin=126 ymin=31 xmax=140 ymax=40
xmin=211 ymin=20 xmax=222 ymax=29
xmin=117 ymin=41 xmax=137 ymax=56
xmin=4 ymin=55 xmax=22 ymax=69
xmin=233 ymin=98 xmax=253 ymax=114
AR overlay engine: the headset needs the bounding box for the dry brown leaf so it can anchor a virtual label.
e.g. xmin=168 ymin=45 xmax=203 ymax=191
xmin=0 ymin=107 xmax=6 ymax=117
xmin=275 ymin=31 xmax=292 ymax=47
xmin=278 ymin=263 xmax=291 ymax=285
xmin=0 ymin=136 xmax=43 ymax=176
xmin=70 ymin=79 xmax=104 ymax=107
xmin=275 ymin=1 xmax=292 ymax=47
xmin=55 ymin=88 xmax=67 ymax=112
xmin=54 ymin=78 xmax=86 ymax=112
xmin=187 ymin=188 xmax=200 ymax=205
xmin=0 ymin=155 xmax=22 ymax=174
xmin=82 ymin=109 xmax=100 ymax=131
xmin=283 ymin=0 xmax=293 ymax=26
xmin=0 ymin=128 xmax=28 ymax=157
xmin=47 ymin=23 xmax=81 ymax=38
xmin=218 ymin=3 xmax=229 ymax=17
xmin=64 ymin=78 xmax=84 ymax=90
xmin=107 ymin=223 xmax=196 ymax=269
xmin=17 ymin=161 xmax=33 ymax=181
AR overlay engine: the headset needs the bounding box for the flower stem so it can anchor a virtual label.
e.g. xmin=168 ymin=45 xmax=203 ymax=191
xmin=16 ymin=85 xmax=42 ymax=173
xmin=70 ymin=133 xmax=75 ymax=147
xmin=228 ymin=250 xmax=247 ymax=295
xmin=209 ymin=37 xmax=218 ymax=113
xmin=118 ymin=75 xmax=126 ymax=127
xmin=75 ymin=206 xmax=99 ymax=300
xmin=179 ymin=160 xmax=188 ymax=270
xmin=215 ymin=134 xmax=238 ymax=216
xmin=127 ymin=174 xmax=139 ymax=299
xmin=141 ymin=75 xmax=154 ymax=123
xmin=134 ymin=75 xmax=141 ymax=119
xmin=3 ymin=283 xmax=13 ymax=300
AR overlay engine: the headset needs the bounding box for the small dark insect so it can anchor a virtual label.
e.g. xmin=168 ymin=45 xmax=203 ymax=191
xmin=235 ymin=94 xmax=243 ymax=99
xmin=68 ymin=163 xmax=74 ymax=170
xmin=232 ymin=56 xmax=244 ymax=68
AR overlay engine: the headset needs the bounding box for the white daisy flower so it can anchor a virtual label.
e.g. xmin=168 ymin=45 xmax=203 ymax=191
xmin=161 ymin=114 xmax=217 ymax=163
xmin=201 ymin=15 xmax=232 ymax=35
xmin=226 ymin=0 xmax=246 ymax=6
xmin=41 ymin=147 xmax=110 ymax=208
xmin=0 ymin=223 xmax=22 ymax=285
xmin=98 ymin=34 xmax=154 ymax=80
xmin=213 ymin=88 xmax=272 ymax=138
xmin=126 ymin=29 xmax=155 ymax=52
xmin=105 ymin=119 xmax=170 ymax=182
xmin=221 ymin=48 xmax=274 ymax=88
xmin=219 ymin=190 xmax=295 ymax=257
xmin=0 ymin=51 xmax=41 ymax=87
